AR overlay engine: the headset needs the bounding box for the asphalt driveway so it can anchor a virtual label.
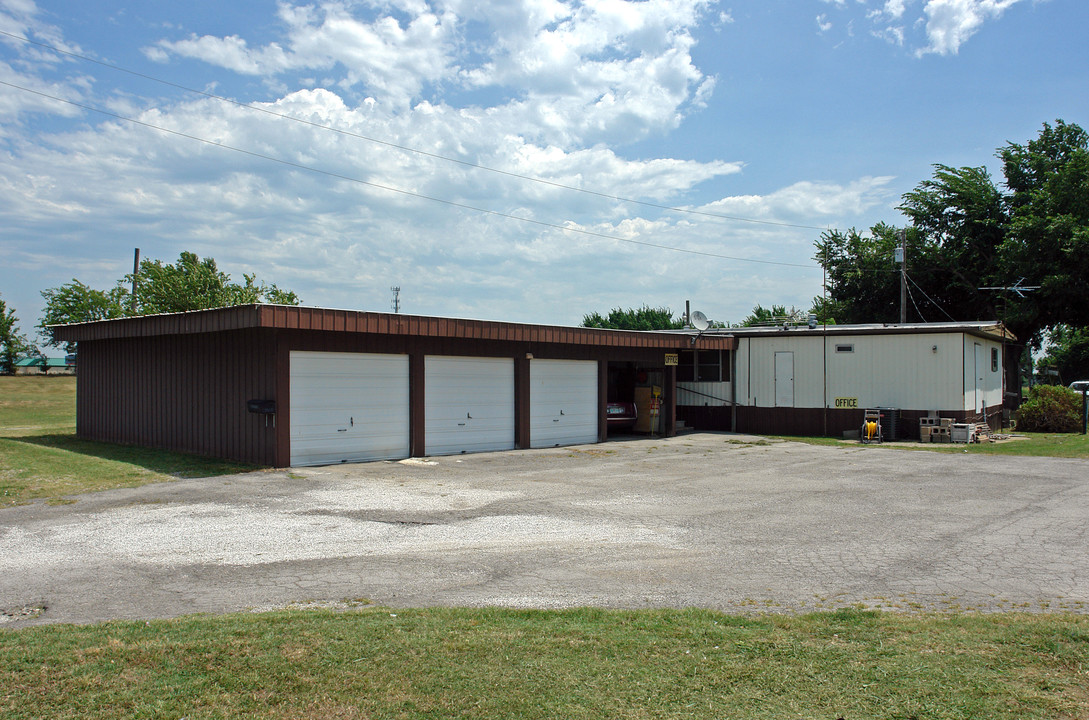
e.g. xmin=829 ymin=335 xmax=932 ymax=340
xmin=2 ymin=433 xmax=1088 ymax=626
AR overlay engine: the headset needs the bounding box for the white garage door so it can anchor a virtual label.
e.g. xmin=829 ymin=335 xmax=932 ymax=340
xmin=290 ymin=351 xmax=409 ymax=466
xmin=425 ymin=356 xmax=514 ymax=456
xmin=530 ymin=359 xmax=598 ymax=448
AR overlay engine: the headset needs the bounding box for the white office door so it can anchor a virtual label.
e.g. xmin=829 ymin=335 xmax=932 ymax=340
xmin=289 ymin=351 xmax=410 ymax=466
xmin=774 ymin=351 xmax=795 ymax=408
xmin=425 ymin=356 xmax=514 ymax=456
xmin=530 ymin=359 xmax=598 ymax=448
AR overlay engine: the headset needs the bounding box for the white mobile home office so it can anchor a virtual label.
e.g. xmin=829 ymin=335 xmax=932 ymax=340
xmin=675 ymin=322 xmax=1012 ymax=437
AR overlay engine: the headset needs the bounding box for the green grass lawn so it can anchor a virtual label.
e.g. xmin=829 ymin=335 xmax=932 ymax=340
xmin=0 ymin=376 xmax=257 ymax=505
xmin=2 ymin=607 xmax=1087 ymax=720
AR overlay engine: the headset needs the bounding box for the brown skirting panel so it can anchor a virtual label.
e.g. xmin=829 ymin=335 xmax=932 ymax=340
xmin=677 ymin=406 xmax=733 ymax=431
xmin=732 ymin=404 xmax=1007 ymax=439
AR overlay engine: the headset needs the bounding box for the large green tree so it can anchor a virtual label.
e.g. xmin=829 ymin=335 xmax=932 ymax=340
xmin=38 ymin=281 xmax=129 ymax=351
xmin=39 ymin=252 xmax=301 ymax=349
xmin=815 ymin=120 xmax=1088 ymax=345
xmin=1036 ymin=325 xmax=1089 ymax=384
xmin=813 ymin=120 xmax=1089 ymax=395
xmin=126 ymin=252 xmax=300 ymax=315
xmin=812 ymin=223 xmax=943 ymax=325
xmin=999 ymin=120 xmax=1089 ymax=332
xmin=581 ymin=306 xmax=686 ymax=330
xmin=1 ymin=294 xmax=31 ymax=374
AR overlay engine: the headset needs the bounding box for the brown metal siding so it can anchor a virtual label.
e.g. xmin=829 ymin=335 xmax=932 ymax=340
xmin=514 ymin=357 xmax=531 ymax=449
xmin=597 ymin=360 xmax=608 ymax=442
xmin=75 ymin=330 xmax=279 ymax=465
xmin=409 ymin=353 xmax=425 ymax=457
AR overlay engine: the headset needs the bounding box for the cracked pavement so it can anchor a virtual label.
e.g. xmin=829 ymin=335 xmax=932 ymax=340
xmin=2 ymin=433 xmax=1088 ymax=626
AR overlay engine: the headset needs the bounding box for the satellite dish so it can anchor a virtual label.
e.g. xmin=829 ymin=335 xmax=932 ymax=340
xmin=690 ymin=310 xmax=710 ymax=331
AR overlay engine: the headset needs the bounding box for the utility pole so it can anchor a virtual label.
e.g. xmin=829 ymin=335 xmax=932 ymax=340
xmin=390 ymin=286 xmax=401 ymax=314
xmin=897 ymin=229 xmax=907 ymax=324
xmin=131 ymin=248 xmax=140 ymax=314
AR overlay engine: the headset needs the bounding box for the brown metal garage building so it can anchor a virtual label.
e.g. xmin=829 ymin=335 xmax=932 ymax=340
xmin=54 ymin=304 xmax=735 ymax=467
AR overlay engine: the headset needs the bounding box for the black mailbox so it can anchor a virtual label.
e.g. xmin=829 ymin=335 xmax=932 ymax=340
xmin=247 ymin=399 xmax=277 ymax=414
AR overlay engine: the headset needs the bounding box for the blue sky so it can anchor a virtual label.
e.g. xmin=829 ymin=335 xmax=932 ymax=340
xmin=2 ymin=0 xmax=1086 ymax=341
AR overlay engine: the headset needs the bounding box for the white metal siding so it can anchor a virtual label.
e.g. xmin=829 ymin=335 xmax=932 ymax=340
xmin=530 ymin=359 xmax=598 ymax=448
xmin=962 ymin=338 xmax=1002 ymax=413
xmin=825 ymin=334 xmax=963 ymax=410
xmin=677 ymin=381 xmax=732 ymax=407
xmin=744 ymin=337 xmax=824 ymax=408
xmin=980 ymin=342 xmax=988 ymax=409
xmin=289 ymin=351 xmax=409 ymax=466
xmin=741 ymin=333 xmax=996 ymax=412
xmin=425 ymin=356 xmax=514 ymax=456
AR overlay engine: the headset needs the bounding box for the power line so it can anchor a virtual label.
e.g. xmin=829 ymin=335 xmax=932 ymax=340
xmin=905 ymin=272 xmax=956 ymax=321
xmin=0 ymin=79 xmax=820 ymax=269
xmin=0 ymin=28 xmax=835 ymax=233
xmin=904 ymin=279 xmax=926 ymax=323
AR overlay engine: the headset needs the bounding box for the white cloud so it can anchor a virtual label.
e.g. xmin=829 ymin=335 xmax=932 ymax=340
xmin=818 ymin=0 xmax=1026 ymax=55
xmin=817 ymin=14 xmax=833 ymax=32
xmin=917 ymin=0 xmax=1022 ymax=55
xmin=701 ymin=176 xmax=895 ymax=223
xmin=0 ymin=1 xmax=90 ymax=125
xmin=149 ymin=3 xmax=458 ymax=108
xmin=147 ymin=0 xmax=714 ymax=145
xmin=1 ymin=0 xmax=889 ymax=329
xmin=882 ymin=0 xmax=909 ymax=20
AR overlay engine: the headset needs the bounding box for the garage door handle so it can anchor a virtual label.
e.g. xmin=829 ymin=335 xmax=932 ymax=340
xmin=467 ymin=412 xmax=472 ymax=419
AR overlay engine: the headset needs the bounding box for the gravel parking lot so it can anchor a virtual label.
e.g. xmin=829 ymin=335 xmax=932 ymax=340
xmin=2 ymin=432 xmax=1088 ymax=625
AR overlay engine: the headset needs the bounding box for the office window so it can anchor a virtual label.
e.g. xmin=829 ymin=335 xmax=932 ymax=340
xmin=677 ymin=350 xmax=730 ymax=382
xmin=991 ymin=347 xmax=999 ymax=372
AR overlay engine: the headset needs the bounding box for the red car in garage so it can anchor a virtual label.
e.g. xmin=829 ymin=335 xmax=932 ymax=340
xmin=606 ymin=401 xmax=638 ymax=431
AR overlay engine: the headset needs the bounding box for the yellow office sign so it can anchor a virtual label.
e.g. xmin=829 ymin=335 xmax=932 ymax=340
xmin=835 ymin=397 xmax=859 ymax=409
xmin=664 ymin=353 xmax=679 ymax=366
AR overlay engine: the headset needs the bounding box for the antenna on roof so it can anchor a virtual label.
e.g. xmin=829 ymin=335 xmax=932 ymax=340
xmin=391 ymin=286 xmax=401 ymax=313
xmin=690 ymin=310 xmax=710 ymax=345
xmin=977 ymin=278 xmax=1040 ymax=298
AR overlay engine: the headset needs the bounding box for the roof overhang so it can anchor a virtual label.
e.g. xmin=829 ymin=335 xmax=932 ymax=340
xmin=52 ymin=304 xmax=737 ymax=351
xmin=694 ymin=321 xmax=1016 ymax=343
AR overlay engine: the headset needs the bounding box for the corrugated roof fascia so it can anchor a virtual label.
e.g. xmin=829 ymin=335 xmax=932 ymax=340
xmin=51 ymin=305 xmax=262 ymax=342
xmin=710 ymin=321 xmax=1014 ymax=342
xmin=52 ymin=304 xmax=735 ymax=349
